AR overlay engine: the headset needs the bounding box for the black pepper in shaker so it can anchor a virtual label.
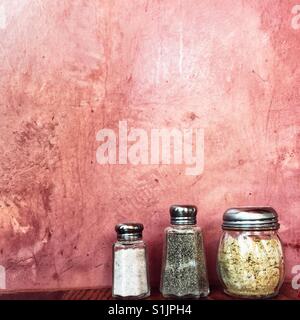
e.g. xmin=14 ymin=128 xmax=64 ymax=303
xmin=160 ymin=205 xmax=210 ymax=298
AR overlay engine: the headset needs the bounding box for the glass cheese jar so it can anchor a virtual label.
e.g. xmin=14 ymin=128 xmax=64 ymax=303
xmin=217 ymin=207 xmax=285 ymax=299
xmin=160 ymin=205 xmax=210 ymax=298
xmin=112 ymin=223 xmax=150 ymax=299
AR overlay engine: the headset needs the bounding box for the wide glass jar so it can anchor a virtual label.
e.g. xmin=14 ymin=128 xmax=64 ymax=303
xmin=217 ymin=207 xmax=285 ymax=299
xmin=160 ymin=205 xmax=210 ymax=298
xmin=112 ymin=223 xmax=150 ymax=299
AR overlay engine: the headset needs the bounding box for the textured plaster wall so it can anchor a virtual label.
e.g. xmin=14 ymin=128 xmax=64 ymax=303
xmin=0 ymin=0 xmax=299 ymax=290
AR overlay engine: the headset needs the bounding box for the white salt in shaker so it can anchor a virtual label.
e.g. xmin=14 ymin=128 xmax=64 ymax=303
xmin=112 ymin=223 xmax=150 ymax=299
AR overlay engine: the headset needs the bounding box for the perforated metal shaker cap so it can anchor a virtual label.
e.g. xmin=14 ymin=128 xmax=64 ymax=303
xmin=170 ymin=205 xmax=197 ymax=225
xmin=222 ymin=207 xmax=280 ymax=231
xmin=115 ymin=223 xmax=144 ymax=241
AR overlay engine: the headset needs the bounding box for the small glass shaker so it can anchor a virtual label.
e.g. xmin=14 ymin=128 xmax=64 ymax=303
xmin=112 ymin=223 xmax=150 ymax=299
xmin=160 ymin=205 xmax=210 ymax=298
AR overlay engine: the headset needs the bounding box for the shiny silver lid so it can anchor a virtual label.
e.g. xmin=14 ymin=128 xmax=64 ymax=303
xmin=170 ymin=205 xmax=197 ymax=225
xmin=115 ymin=223 xmax=144 ymax=241
xmin=222 ymin=207 xmax=280 ymax=231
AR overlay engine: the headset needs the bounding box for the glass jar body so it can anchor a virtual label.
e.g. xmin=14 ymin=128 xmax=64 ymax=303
xmin=160 ymin=225 xmax=210 ymax=298
xmin=112 ymin=240 xmax=150 ymax=299
xmin=217 ymin=230 xmax=285 ymax=299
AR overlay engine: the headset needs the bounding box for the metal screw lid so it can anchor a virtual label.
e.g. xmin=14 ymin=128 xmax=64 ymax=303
xmin=170 ymin=205 xmax=197 ymax=225
xmin=222 ymin=207 xmax=280 ymax=231
xmin=115 ymin=223 xmax=144 ymax=241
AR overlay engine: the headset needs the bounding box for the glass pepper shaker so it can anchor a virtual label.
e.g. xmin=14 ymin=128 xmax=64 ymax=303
xmin=217 ymin=207 xmax=285 ymax=299
xmin=112 ymin=223 xmax=150 ymax=299
xmin=160 ymin=205 xmax=210 ymax=298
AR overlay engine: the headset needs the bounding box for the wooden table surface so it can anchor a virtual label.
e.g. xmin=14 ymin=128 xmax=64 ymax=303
xmin=0 ymin=283 xmax=298 ymax=300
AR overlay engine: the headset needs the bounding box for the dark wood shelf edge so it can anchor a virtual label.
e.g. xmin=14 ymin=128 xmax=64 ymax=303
xmin=0 ymin=283 xmax=298 ymax=300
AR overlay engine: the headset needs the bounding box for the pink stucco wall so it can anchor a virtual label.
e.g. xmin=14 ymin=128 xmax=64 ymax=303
xmin=0 ymin=0 xmax=299 ymax=291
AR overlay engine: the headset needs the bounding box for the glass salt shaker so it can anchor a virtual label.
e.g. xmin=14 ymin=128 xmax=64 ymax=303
xmin=217 ymin=207 xmax=285 ymax=299
xmin=112 ymin=223 xmax=150 ymax=299
xmin=160 ymin=205 xmax=210 ymax=298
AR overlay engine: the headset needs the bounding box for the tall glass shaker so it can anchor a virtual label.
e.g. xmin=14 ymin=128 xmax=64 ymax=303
xmin=160 ymin=205 xmax=210 ymax=298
